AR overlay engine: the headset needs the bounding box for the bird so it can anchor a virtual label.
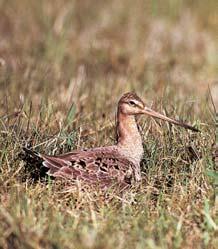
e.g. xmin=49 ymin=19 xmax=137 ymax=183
xmin=23 ymin=92 xmax=199 ymax=187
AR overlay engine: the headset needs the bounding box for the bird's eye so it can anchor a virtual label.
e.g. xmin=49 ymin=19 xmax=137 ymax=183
xmin=129 ymin=101 xmax=136 ymax=106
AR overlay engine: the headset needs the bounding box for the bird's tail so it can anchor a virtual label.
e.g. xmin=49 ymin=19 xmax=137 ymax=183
xmin=20 ymin=147 xmax=48 ymax=180
xmin=22 ymin=147 xmax=42 ymax=159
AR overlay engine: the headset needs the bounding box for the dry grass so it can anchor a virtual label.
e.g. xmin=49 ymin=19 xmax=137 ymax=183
xmin=0 ymin=0 xmax=217 ymax=248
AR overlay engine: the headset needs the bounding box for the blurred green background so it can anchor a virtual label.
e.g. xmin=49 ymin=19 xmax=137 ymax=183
xmin=0 ymin=0 xmax=217 ymax=115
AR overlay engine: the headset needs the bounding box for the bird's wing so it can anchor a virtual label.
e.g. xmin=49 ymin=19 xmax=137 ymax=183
xmin=40 ymin=147 xmax=134 ymax=186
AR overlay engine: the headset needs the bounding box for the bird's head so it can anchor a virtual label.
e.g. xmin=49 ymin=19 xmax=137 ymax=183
xmin=118 ymin=92 xmax=199 ymax=132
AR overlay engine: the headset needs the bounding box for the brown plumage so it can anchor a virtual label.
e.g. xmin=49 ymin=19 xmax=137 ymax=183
xmin=23 ymin=92 xmax=199 ymax=187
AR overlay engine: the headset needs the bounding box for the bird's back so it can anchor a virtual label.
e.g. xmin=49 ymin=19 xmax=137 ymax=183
xmin=23 ymin=146 xmax=135 ymax=187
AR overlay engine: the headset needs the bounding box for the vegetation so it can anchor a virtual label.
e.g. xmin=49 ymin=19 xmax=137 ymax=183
xmin=0 ymin=0 xmax=217 ymax=248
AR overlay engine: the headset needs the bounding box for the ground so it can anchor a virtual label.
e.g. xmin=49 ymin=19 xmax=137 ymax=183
xmin=0 ymin=1 xmax=217 ymax=248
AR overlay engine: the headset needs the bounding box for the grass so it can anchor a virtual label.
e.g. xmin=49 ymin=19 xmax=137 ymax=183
xmin=0 ymin=0 xmax=217 ymax=248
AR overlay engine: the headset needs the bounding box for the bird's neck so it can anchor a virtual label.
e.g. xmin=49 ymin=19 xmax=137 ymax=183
xmin=116 ymin=108 xmax=144 ymax=169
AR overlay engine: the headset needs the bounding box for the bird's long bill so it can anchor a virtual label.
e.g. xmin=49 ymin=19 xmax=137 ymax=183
xmin=143 ymin=107 xmax=199 ymax=132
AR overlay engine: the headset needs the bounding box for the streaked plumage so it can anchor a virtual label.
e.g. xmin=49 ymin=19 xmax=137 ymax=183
xmin=23 ymin=92 xmax=198 ymax=187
